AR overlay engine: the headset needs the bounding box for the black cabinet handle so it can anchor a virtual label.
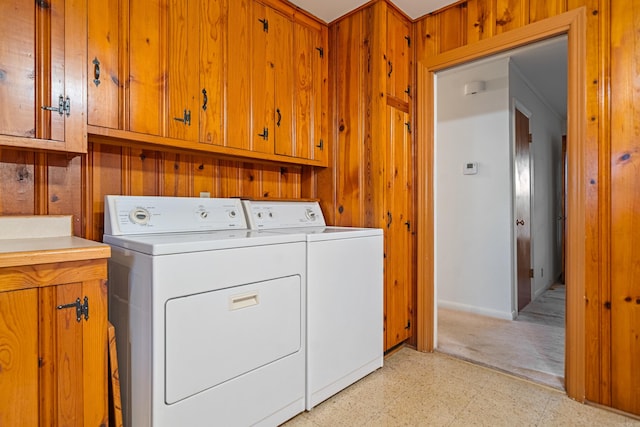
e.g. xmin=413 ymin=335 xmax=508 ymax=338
xmin=92 ymin=57 xmax=101 ymax=86
xmin=276 ymin=108 xmax=281 ymax=127
xmin=202 ymin=88 xmax=208 ymax=111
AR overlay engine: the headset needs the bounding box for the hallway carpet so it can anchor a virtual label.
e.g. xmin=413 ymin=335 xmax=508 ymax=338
xmin=437 ymin=285 xmax=565 ymax=390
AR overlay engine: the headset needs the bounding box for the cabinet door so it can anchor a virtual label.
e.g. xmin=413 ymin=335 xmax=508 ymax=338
xmin=87 ymin=0 xmax=121 ymax=129
xmin=128 ymin=0 xmax=165 ymax=136
xmin=272 ymin=10 xmax=294 ymax=157
xmin=199 ymin=0 xmax=225 ymax=145
xmin=167 ymin=0 xmax=199 ymax=141
xmin=386 ymin=9 xmax=411 ymax=103
xmin=0 ymin=0 xmax=86 ymax=152
xmin=40 ymin=281 xmax=108 ymax=426
xmin=227 ymin=0 xmax=252 ymax=150
xmin=289 ymin=20 xmax=327 ymax=162
xmin=384 ymin=104 xmax=413 ymax=349
xmin=0 ymin=289 xmax=39 ymax=427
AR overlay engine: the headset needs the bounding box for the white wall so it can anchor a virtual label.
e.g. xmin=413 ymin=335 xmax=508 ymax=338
xmin=435 ymin=57 xmax=514 ymax=319
xmin=509 ymin=62 xmax=565 ymax=299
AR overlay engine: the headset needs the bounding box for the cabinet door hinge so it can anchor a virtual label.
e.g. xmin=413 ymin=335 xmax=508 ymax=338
xmin=405 ymin=35 xmax=411 ymax=47
xmin=528 ymin=133 xmax=533 ymax=143
xmin=316 ymin=139 xmax=324 ymax=150
xmin=529 ymin=269 xmax=534 ymax=278
xmin=405 ymin=121 xmax=411 ymax=133
xmin=316 ymin=47 xmax=324 ymax=58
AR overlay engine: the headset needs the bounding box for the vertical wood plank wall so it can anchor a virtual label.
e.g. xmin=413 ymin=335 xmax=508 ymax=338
xmin=0 ymin=142 xmax=306 ymax=242
xmin=415 ymin=0 xmax=639 ymax=416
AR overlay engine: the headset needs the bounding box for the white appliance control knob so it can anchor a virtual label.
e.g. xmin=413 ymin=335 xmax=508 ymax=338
xmin=305 ymin=208 xmax=317 ymax=221
xmin=257 ymin=212 xmax=263 ymax=219
xmin=199 ymin=210 xmax=209 ymax=219
xmin=129 ymin=207 xmax=151 ymax=225
xmin=229 ymin=210 xmax=237 ymax=218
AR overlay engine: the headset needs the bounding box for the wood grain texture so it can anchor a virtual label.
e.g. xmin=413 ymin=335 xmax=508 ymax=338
xmin=0 ymin=0 xmax=35 ymax=138
xmin=199 ymin=0 xmax=225 ymax=145
xmin=0 ymin=289 xmax=39 ymax=427
xmin=87 ymin=0 xmax=121 ymax=129
xmin=226 ymin=0 xmax=252 ymax=150
xmin=128 ymin=0 xmax=165 ymax=136
xmin=610 ymin=0 xmax=640 ymax=414
xmin=273 ymin=9 xmax=294 ymax=158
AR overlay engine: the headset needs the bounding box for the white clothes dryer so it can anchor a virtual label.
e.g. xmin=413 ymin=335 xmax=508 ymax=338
xmin=104 ymin=196 xmax=306 ymax=427
xmin=242 ymin=200 xmax=383 ymax=410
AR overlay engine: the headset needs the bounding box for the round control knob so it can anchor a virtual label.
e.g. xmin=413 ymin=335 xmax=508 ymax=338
xmin=129 ymin=207 xmax=151 ymax=225
xmin=257 ymin=212 xmax=263 ymax=219
xmin=200 ymin=211 xmax=209 ymax=219
xmin=305 ymin=208 xmax=317 ymax=221
xmin=229 ymin=210 xmax=237 ymax=218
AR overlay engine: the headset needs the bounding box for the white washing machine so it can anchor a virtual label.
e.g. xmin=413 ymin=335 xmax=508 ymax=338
xmin=242 ymin=200 xmax=383 ymax=410
xmin=103 ymin=196 xmax=306 ymax=427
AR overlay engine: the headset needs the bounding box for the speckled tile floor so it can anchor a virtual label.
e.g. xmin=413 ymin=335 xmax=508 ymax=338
xmin=282 ymin=347 xmax=640 ymax=427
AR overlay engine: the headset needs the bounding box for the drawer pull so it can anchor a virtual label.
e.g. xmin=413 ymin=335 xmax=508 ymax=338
xmin=230 ymin=292 xmax=259 ymax=310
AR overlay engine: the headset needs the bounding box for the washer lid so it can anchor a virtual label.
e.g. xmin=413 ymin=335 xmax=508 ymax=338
xmin=104 ymin=195 xmax=246 ymax=236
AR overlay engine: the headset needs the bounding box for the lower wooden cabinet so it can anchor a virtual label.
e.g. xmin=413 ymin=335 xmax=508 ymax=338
xmin=0 ymin=258 xmax=109 ymax=426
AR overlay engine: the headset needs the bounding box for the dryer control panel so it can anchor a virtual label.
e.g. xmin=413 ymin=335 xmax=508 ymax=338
xmin=243 ymin=201 xmax=327 ymax=229
xmin=104 ymin=196 xmax=246 ymax=235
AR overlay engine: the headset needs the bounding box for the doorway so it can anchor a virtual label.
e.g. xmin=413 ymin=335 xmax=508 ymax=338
xmin=431 ymin=40 xmax=566 ymax=389
xmin=416 ymin=9 xmax=588 ymax=400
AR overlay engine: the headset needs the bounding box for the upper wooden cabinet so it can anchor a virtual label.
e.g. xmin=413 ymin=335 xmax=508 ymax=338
xmin=87 ymin=0 xmax=328 ymax=166
xmin=386 ymin=8 xmax=412 ymax=103
xmin=0 ymin=0 xmax=87 ymax=153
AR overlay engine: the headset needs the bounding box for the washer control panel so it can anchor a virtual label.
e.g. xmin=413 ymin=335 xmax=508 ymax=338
xmin=104 ymin=196 xmax=246 ymax=235
xmin=243 ymin=200 xmax=326 ymax=229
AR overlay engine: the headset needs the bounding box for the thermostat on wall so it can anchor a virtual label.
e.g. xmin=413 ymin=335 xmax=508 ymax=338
xmin=463 ymin=162 xmax=478 ymax=175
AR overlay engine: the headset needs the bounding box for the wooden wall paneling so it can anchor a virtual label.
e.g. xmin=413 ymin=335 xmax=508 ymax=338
xmin=226 ymin=0 xmax=252 ymax=150
xmin=89 ymin=143 xmax=124 ymax=239
xmin=128 ymin=0 xmax=165 ymax=136
xmin=0 ymin=149 xmax=36 ymax=215
xmin=364 ymin=2 xmax=387 ymax=230
xmin=240 ymin=163 xmax=263 ymax=198
xmin=258 ymin=166 xmax=281 ymax=198
xmin=466 ymin=0 xmax=496 ymax=43
xmin=332 ymin=13 xmax=365 ymax=226
xmin=46 ymin=154 xmax=83 ymax=237
xmin=167 ymin=0 xmax=199 ymax=142
xmin=530 ymin=0 xmax=568 ymax=24
xmin=87 ymin=0 xmax=120 ymax=129
xmin=192 ymin=155 xmax=220 ymax=197
xmin=439 ymin=3 xmax=468 ymax=53
xmin=199 ymin=0 xmax=225 ymax=145
xmin=161 ymin=152 xmax=192 ymax=196
xmin=218 ymin=160 xmax=243 ymax=197
xmin=277 ymin=166 xmax=302 ymax=199
xmin=495 ymin=0 xmax=530 ymax=34
xmin=0 ymin=0 xmax=35 ymax=139
xmin=126 ymin=148 xmax=161 ymax=196
xmin=415 ymin=14 xmax=440 ymax=64
xmin=610 ymin=0 xmax=640 ymax=415
xmin=564 ymin=0 xmax=608 ymax=405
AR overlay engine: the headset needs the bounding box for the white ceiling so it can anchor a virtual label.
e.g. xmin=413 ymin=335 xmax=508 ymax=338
xmin=288 ymin=0 xmax=456 ymax=22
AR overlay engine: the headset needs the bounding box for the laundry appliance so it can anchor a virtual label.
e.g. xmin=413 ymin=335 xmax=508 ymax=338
xmin=242 ymin=200 xmax=384 ymax=410
xmin=103 ymin=195 xmax=306 ymax=426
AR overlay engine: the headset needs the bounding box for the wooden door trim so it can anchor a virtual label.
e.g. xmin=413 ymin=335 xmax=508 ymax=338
xmin=416 ymin=7 xmax=587 ymax=403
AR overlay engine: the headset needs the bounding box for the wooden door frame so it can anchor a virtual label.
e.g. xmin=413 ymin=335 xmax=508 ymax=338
xmin=416 ymin=8 xmax=587 ymax=402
